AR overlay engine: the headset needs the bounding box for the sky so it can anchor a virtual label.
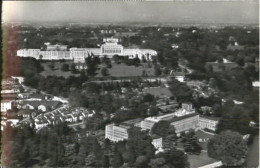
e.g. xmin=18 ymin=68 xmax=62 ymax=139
xmin=2 ymin=1 xmax=259 ymax=25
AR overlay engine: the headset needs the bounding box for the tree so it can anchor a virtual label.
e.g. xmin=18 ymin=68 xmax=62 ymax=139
xmin=151 ymin=120 xmax=175 ymax=138
xmin=101 ymin=67 xmax=109 ymax=76
xmin=168 ymin=79 xmax=193 ymax=102
xmin=207 ymin=130 xmax=248 ymax=166
xmin=61 ymin=63 xmax=69 ymax=71
xmin=113 ymin=55 xmax=120 ymax=64
xmin=70 ymin=63 xmax=78 ymax=74
xmin=135 ymin=155 xmax=149 ymax=167
xmin=163 ymin=67 xmax=170 ymax=75
xmin=156 ymin=150 xmax=189 ymax=168
xmin=48 ymin=62 xmax=55 ymax=70
xmin=133 ymin=55 xmax=141 ymax=66
xmin=182 ymin=131 xmax=201 ymax=154
xmin=154 ymin=66 xmax=162 ymax=76
xmin=111 ymin=152 xmax=123 ymax=168
xmin=142 ymin=93 xmax=155 ymax=103
xmin=163 ymin=134 xmax=177 ymax=151
xmin=127 ymin=127 xmax=155 ymax=159
xmin=69 ymin=91 xmax=88 ymax=108
xmin=149 ymin=158 xmax=167 ymax=168
xmin=84 ymin=83 xmax=101 ymax=94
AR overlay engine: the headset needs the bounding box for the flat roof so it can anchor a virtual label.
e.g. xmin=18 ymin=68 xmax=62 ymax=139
xmin=199 ymin=115 xmax=220 ymax=121
xmin=169 ymin=113 xmax=199 ymax=123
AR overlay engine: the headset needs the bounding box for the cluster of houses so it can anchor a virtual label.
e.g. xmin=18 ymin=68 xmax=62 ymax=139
xmin=31 ymin=105 xmax=95 ymax=130
xmin=1 ymin=77 xmax=25 ymax=130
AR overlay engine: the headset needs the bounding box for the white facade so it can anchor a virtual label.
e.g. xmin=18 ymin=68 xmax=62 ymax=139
xmin=105 ymin=123 xmax=129 ymax=142
xmin=198 ymin=116 xmax=219 ymax=131
xmin=17 ymin=38 xmax=157 ymax=63
xmin=38 ymin=105 xmax=47 ymax=112
xmin=252 ymin=81 xmax=259 ymax=87
xmin=175 ymin=75 xmax=185 ymax=82
xmin=70 ymin=48 xmax=90 ymax=63
xmin=152 ymin=137 xmax=163 ymax=149
xmin=1 ymin=101 xmax=12 ymax=112
xmin=170 ymin=114 xmax=199 ymax=134
xmin=17 ymin=49 xmax=71 ymax=60
xmin=141 ymin=103 xmax=195 ymax=131
xmin=101 ymin=41 xmax=123 ymax=56
xmin=17 ymin=49 xmax=41 ymax=59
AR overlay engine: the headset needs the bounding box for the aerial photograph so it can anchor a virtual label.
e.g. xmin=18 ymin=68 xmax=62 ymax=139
xmin=1 ymin=1 xmax=259 ymax=168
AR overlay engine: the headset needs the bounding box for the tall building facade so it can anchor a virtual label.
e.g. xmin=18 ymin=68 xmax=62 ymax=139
xmin=198 ymin=116 xmax=219 ymax=131
xmin=105 ymin=123 xmax=130 ymax=142
xmin=170 ymin=113 xmax=199 ymax=135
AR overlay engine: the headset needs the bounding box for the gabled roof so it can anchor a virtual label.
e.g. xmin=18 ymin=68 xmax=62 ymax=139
xmin=29 ymin=93 xmax=46 ymax=99
xmin=21 ymin=101 xmax=61 ymax=108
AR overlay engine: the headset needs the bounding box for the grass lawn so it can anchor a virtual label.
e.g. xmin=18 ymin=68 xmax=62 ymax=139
xmin=96 ymin=63 xmax=155 ymax=77
xmin=188 ymin=152 xmax=218 ymax=168
xmin=40 ymin=62 xmax=79 ymax=78
xmin=41 ymin=62 xmax=155 ymax=78
xmin=143 ymin=87 xmax=172 ymax=98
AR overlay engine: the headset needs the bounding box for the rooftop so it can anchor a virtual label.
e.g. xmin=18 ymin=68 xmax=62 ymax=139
xmin=21 ymin=100 xmax=61 ymax=108
xmin=169 ymin=112 xmax=199 ymax=123
xmin=122 ymin=118 xmax=142 ymax=125
xmin=199 ymin=115 xmax=220 ymax=121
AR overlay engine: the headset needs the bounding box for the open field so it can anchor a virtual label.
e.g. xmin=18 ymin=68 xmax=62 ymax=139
xmin=41 ymin=62 xmax=155 ymax=78
xmin=96 ymin=63 xmax=155 ymax=77
xmin=143 ymin=87 xmax=172 ymax=97
xmin=188 ymin=152 xmax=218 ymax=168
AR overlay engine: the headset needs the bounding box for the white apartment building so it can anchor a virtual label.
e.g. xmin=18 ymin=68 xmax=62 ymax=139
xmin=105 ymin=123 xmax=162 ymax=150
xmin=141 ymin=103 xmax=195 ymax=131
xmin=17 ymin=49 xmax=41 ymax=59
xmin=105 ymin=123 xmax=130 ymax=142
xmin=170 ymin=113 xmax=200 ymax=135
xmin=1 ymin=100 xmax=13 ymax=112
xmin=198 ymin=116 xmax=219 ymax=131
xmin=17 ymin=49 xmax=71 ymax=60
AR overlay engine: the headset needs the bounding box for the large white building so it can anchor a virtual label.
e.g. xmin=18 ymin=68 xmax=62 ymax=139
xmin=170 ymin=113 xmax=200 ymax=135
xmin=141 ymin=103 xmax=219 ymax=136
xmin=105 ymin=123 xmax=163 ymax=150
xmin=17 ymin=49 xmax=71 ymax=60
xmin=1 ymin=100 xmax=13 ymax=112
xmin=141 ymin=103 xmax=195 ymax=131
xmin=17 ymin=38 xmax=157 ymax=63
xmin=105 ymin=123 xmax=130 ymax=142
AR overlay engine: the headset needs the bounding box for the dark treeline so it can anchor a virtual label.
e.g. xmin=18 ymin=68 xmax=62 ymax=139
xmin=4 ymin=123 xmax=189 ymax=168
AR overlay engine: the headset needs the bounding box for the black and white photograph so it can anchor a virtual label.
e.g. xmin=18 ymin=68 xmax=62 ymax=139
xmin=1 ymin=0 xmax=259 ymax=167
